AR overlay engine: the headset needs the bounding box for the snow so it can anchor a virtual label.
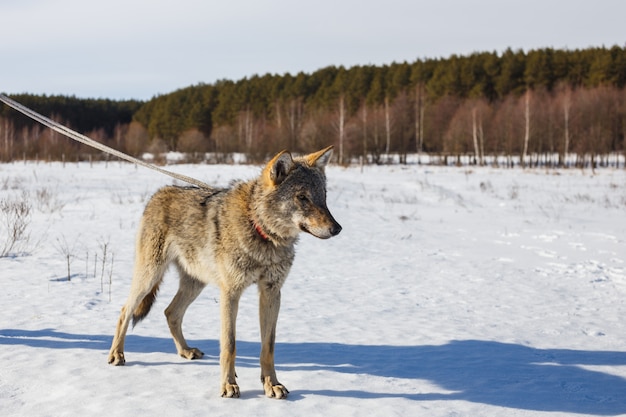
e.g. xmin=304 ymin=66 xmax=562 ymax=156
xmin=1 ymin=160 xmax=625 ymax=416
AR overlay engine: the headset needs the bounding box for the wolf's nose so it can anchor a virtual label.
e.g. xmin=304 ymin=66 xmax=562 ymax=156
xmin=331 ymin=222 xmax=342 ymax=236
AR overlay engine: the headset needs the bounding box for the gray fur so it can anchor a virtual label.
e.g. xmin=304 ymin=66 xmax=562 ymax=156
xmin=108 ymin=146 xmax=341 ymax=399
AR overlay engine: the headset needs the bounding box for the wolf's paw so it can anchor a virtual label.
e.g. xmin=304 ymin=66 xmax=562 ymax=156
xmin=180 ymin=347 xmax=204 ymax=360
xmin=262 ymin=376 xmax=289 ymax=399
xmin=108 ymin=351 xmax=125 ymax=366
xmin=221 ymin=383 xmax=240 ymax=398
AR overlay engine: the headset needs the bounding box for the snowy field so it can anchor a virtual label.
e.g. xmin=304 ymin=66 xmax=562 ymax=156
xmin=1 ymin=160 xmax=625 ymax=416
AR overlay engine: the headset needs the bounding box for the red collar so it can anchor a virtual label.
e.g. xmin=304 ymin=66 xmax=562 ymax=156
xmin=253 ymin=220 xmax=270 ymax=242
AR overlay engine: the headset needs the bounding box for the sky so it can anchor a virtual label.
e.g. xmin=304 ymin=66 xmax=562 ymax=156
xmin=1 ymin=0 xmax=625 ymax=101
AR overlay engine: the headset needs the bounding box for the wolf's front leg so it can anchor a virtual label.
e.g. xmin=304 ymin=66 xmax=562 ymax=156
xmin=259 ymin=285 xmax=289 ymax=399
xmin=220 ymin=288 xmax=241 ymax=398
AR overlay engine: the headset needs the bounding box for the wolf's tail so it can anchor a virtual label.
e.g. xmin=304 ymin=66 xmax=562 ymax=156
xmin=131 ymin=281 xmax=161 ymax=327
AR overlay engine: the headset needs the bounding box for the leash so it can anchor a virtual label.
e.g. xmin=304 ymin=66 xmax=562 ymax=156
xmin=0 ymin=93 xmax=211 ymax=188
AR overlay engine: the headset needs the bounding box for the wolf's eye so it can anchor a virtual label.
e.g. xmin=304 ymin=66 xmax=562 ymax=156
xmin=297 ymin=194 xmax=308 ymax=203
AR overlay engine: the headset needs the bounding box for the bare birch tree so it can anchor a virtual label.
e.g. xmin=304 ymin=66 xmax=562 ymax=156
xmin=2 ymin=118 xmax=12 ymax=161
xmin=470 ymin=100 xmax=487 ymax=166
xmin=472 ymin=107 xmax=480 ymax=165
xmin=360 ymin=102 xmax=367 ymax=161
xmin=287 ymin=98 xmax=303 ymax=151
xmin=384 ymin=96 xmax=391 ymax=156
xmin=337 ymin=94 xmax=346 ymax=164
xmin=415 ymin=84 xmax=425 ymax=161
xmin=522 ymin=89 xmax=531 ymax=168
xmin=562 ymin=88 xmax=572 ymax=168
xmin=237 ymin=108 xmax=254 ymax=152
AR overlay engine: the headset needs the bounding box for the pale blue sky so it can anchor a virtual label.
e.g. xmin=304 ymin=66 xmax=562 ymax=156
xmin=1 ymin=0 xmax=624 ymax=100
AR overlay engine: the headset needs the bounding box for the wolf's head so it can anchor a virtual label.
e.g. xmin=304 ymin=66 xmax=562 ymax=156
xmin=254 ymin=146 xmax=342 ymax=242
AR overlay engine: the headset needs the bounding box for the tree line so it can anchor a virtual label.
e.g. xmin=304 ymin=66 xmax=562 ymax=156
xmin=1 ymin=46 xmax=625 ymax=167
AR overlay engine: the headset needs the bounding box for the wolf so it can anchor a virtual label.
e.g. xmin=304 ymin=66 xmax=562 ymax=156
xmin=107 ymin=146 xmax=341 ymax=399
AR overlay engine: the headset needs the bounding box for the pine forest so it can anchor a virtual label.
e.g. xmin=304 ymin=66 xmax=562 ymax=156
xmin=2 ymin=46 xmax=626 ymax=168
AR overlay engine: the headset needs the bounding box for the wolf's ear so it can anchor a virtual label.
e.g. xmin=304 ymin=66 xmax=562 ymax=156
xmin=263 ymin=150 xmax=294 ymax=186
xmin=304 ymin=145 xmax=334 ymax=170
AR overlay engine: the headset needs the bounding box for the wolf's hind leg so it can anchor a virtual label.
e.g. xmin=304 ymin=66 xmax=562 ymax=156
xmin=108 ymin=304 xmax=132 ymax=366
xmin=108 ymin=256 xmax=167 ymax=365
xmin=165 ymin=270 xmax=206 ymax=359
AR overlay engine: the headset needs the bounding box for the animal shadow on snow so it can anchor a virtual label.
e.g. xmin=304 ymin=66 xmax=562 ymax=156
xmin=1 ymin=328 xmax=626 ymax=415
